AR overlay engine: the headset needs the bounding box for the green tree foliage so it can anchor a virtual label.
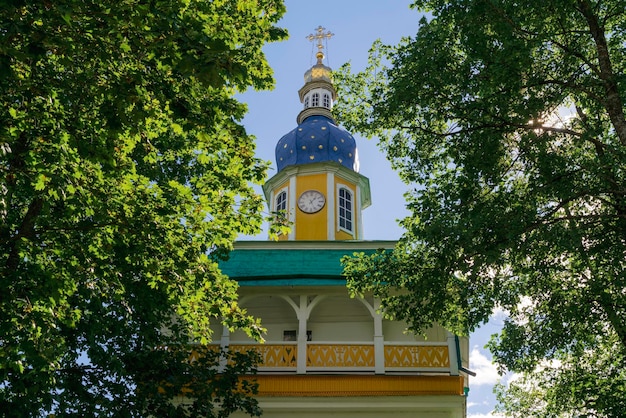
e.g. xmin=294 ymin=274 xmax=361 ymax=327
xmin=494 ymin=333 xmax=626 ymax=417
xmin=335 ymin=0 xmax=626 ymax=414
xmin=0 ymin=0 xmax=286 ymax=416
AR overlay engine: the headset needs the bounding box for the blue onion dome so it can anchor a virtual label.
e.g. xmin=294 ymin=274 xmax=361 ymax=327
xmin=275 ymin=115 xmax=360 ymax=173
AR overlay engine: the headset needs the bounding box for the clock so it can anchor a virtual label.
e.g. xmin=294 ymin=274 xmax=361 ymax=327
xmin=298 ymin=190 xmax=326 ymax=213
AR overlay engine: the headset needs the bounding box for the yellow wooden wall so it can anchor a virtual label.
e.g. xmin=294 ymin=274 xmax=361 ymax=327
xmin=295 ymin=173 xmax=328 ymax=240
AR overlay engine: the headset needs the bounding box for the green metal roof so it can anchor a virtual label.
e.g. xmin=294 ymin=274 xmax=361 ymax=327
xmin=219 ymin=240 xmax=396 ymax=287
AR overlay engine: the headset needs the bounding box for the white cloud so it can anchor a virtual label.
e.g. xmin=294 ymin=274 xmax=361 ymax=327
xmin=502 ymin=371 xmax=521 ymax=387
xmin=469 ymin=347 xmax=501 ymax=387
xmin=491 ymin=305 xmax=508 ymax=321
xmin=468 ymin=412 xmax=505 ymax=418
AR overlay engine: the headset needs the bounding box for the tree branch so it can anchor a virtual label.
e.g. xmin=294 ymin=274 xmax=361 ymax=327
xmin=5 ymin=197 xmax=44 ymax=272
xmin=399 ymin=119 xmax=582 ymax=138
xmin=577 ymin=0 xmax=626 ymax=146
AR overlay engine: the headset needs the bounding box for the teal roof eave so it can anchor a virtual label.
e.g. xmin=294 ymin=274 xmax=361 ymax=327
xmin=237 ymin=277 xmax=347 ymax=287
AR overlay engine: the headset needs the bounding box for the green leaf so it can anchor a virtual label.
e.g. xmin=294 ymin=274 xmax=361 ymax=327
xmin=34 ymin=174 xmax=47 ymax=191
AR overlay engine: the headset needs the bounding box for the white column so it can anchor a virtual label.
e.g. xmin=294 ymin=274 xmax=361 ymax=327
xmin=373 ymin=298 xmax=385 ymax=374
xmin=356 ymin=184 xmax=363 ymax=239
xmin=219 ymin=325 xmax=231 ymax=372
xmin=288 ymin=176 xmax=297 ymax=240
xmin=296 ymin=294 xmax=309 ymax=374
xmin=447 ymin=331 xmax=460 ymax=376
xmin=326 ymin=172 xmax=335 ymax=240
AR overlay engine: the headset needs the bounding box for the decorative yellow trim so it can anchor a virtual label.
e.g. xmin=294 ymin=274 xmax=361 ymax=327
xmin=240 ymin=375 xmax=464 ymax=397
xmin=226 ymin=343 xmax=451 ymax=370
xmin=307 ymin=344 xmax=374 ymax=367
xmin=385 ymin=345 xmax=450 ymax=368
xmin=230 ymin=344 xmax=297 ymax=368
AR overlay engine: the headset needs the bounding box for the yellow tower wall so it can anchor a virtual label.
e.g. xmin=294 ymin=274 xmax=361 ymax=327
xmin=295 ymin=173 xmax=328 ymax=240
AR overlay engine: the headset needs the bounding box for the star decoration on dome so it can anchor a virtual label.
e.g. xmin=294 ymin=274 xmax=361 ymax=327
xmin=275 ymin=116 xmax=359 ymax=172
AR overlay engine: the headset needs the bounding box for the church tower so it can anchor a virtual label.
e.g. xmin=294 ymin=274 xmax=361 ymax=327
xmin=217 ymin=27 xmax=469 ymax=418
xmin=263 ymin=26 xmax=370 ymax=241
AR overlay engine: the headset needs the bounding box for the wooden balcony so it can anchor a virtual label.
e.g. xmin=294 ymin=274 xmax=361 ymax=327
xmin=227 ymin=341 xmax=453 ymax=374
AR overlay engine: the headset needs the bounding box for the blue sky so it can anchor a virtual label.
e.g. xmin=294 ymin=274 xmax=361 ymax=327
xmin=239 ymin=1 xmax=510 ymax=416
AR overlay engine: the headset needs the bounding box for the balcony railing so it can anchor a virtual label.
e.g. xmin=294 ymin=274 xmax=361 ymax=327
xmin=227 ymin=342 xmax=452 ymax=374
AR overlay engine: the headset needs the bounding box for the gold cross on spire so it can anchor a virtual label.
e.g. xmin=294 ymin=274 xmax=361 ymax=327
xmin=307 ymin=26 xmax=334 ymax=51
xmin=307 ymin=26 xmax=334 ymax=63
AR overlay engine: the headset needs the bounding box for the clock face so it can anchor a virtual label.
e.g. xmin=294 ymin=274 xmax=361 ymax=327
xmin=298 ymin=190 xmax=326 ymax=213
